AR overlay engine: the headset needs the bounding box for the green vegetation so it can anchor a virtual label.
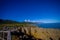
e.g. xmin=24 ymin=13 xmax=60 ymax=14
xmin=0 ymin=19 xmax=36 ymax=29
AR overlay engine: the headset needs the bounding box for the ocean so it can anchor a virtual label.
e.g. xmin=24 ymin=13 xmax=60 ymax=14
xmin=37 ymin=23 xmax=60 ymax=29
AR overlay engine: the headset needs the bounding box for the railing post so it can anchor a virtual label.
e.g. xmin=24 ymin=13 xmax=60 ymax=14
xmin=7 ymin=31 xmax=11 ymax=40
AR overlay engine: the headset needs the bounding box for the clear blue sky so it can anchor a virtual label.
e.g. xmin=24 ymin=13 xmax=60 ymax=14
xmin=0 ymin=0 xmax=60 ymax=23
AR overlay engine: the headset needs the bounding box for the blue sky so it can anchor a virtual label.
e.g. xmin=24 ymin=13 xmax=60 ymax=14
xmin=0 ymin=0 xmax=60 ymax=23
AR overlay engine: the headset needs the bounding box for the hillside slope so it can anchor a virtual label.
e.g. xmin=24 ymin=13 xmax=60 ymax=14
xmin=19 ymin=27 xmax=60 ymax=40
xmin=0 ymin=19 xmax=60 ymax=40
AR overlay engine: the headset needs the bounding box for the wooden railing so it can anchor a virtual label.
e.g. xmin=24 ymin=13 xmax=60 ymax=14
xmin=0 ymin=31 xmax=11 ymax=40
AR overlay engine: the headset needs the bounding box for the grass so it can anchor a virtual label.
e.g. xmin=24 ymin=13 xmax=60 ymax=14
xmin=0 ymin=23 xmax=60 ymax=40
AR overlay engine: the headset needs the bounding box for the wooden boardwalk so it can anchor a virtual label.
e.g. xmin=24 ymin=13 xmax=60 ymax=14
xmin=0 ymin=31 xmax=11 ymax=40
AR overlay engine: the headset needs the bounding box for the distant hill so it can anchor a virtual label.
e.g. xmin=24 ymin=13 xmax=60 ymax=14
xmin=0 ymin=19 xmax=20 ymax=24
xmin=0 ymin=19 xmax=35 ymax=24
